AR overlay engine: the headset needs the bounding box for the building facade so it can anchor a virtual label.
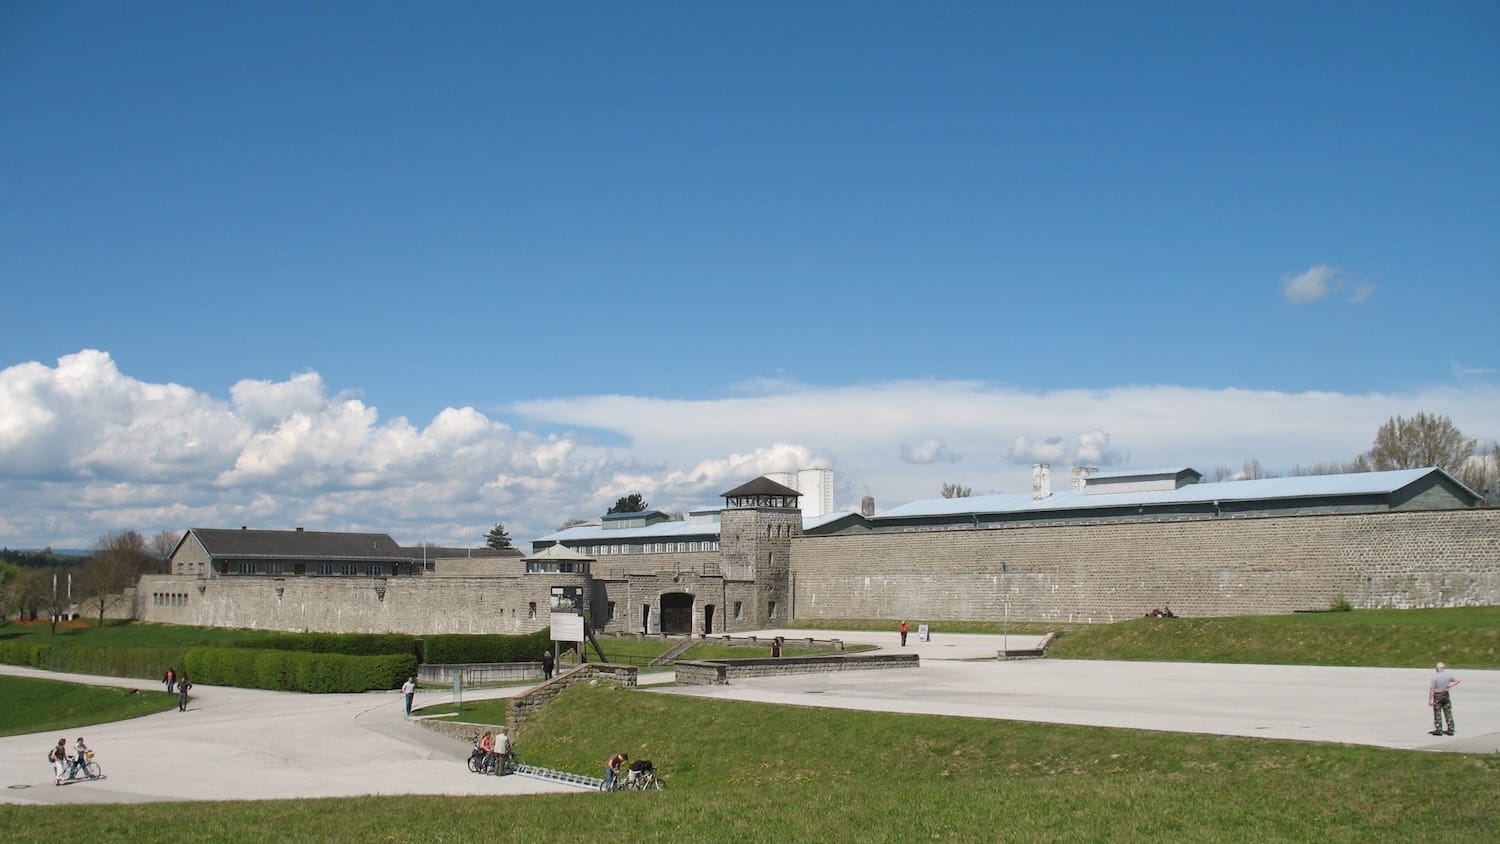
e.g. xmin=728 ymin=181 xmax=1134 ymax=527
xmin=136 ymin=466 xmax=1498 ymax=635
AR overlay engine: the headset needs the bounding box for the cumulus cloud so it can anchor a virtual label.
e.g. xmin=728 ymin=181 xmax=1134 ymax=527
xmin=1008 ymin=430 xmax=1121 ymax=467
xmin=4 ymin=351 xmax=1500 ymax=550
xmin=900 ymin=439 xmax=960 ymax=465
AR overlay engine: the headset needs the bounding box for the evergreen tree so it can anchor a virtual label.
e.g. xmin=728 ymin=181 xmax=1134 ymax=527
xmin=485 ymin=524 xmax=513 ymax=550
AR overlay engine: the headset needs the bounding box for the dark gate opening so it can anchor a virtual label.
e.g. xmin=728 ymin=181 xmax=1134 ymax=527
xmin=703 ymin=604 xmax=715 ymax=635
xmin=660 ymin=592 xmax=694 ymax=635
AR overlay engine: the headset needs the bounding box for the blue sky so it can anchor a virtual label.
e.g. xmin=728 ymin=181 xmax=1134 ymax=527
xmin=2 ymin=2 xmax=1497 ymax=549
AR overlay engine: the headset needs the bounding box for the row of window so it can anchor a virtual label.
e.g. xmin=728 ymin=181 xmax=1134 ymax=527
xmin=583 ymin=541 xmax=721 ymax=555
xmin=312 ymin=563 xmax=386 ymax=576
xmin=152 ymin=592 xmax=189 ymax=606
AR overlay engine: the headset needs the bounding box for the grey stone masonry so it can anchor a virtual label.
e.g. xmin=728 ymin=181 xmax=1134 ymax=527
xmin=674 ymin=652 xmax=919 ymax=685
xmin=790 ymin=508 xmax=1499 ymax=623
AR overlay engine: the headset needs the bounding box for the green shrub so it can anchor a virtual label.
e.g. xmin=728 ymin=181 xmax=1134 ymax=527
xmin=182 ymin=647 xmax=415 ymax=693
xmin=422 ymin=629 xmax=550 ymax=664
xmin=1330 ymin=596 xmax=1354 ymax=612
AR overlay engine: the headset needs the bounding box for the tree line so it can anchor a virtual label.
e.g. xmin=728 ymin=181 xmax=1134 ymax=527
xmin=0 ymin=529 xmax=182 ymax=632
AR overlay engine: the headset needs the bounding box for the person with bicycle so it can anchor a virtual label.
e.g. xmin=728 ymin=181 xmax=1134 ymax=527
xmin=493 ymin=728 xmax=511 ymax=774
xmin=71 ymin=737 xmax=90 ymax=778
xmin=603 ymin=752 xmax=628 ymax=791
xmin=479 ymin=731 xmax=496 ymax=773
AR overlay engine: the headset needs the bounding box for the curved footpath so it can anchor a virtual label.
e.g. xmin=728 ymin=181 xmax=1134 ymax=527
xmin=3 ymin=629 xmax=1495 ymax=805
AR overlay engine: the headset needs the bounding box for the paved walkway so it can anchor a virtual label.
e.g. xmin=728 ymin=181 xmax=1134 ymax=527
xmin=3 ymin=629 xmax=1494 ymax=805
xmin=0 ymin=665 xmax=575 ymax=806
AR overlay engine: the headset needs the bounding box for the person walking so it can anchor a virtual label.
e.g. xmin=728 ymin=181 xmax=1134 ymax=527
xmin=401 ymin=676 xmax=416 ymax=716
xmin=177 ymin=674 xmax=192 ymax=712
xmin=1429 ymin=662 xmax=1461 ymax=736
xmin=899 ymin=620 xmax=910 ymax=647
xmin=541 ymin=651 xmax=555 ymax=680
xmin=163 ymin=666 xmax=176 ymax=694
xmin=49 ymin=738 xmax=68 ymax=785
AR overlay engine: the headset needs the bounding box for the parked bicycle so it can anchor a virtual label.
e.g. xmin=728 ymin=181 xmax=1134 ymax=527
xmin=466 ymin=739 xmax=516 ymax=775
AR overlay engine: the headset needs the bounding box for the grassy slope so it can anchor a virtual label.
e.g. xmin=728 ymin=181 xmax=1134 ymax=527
xmin=1049 ymin=606 xmax=1500 ymax=668
xmin=0 ymin=675 xmax=178 ymax=737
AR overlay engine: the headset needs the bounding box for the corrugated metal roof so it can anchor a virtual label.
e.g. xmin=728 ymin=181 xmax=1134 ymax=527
xmin=876 ymin=467 xmax=1452 ymax=519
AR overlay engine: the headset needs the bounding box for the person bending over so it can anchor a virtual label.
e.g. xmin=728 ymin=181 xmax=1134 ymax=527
xmin=604 ymin=752 xmax=628 ymax=790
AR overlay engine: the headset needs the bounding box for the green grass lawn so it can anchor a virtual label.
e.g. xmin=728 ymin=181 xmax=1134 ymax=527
xmin=0 ymin=675 xmax=178 ymax=737
xmin=5 ymin=681 xmax=1496 ymax=842
xmin=1049 ymin=606 xmax=1500 ymax=668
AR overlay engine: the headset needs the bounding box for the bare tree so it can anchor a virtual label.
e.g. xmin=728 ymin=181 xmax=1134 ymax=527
xmin=81 ymin=530 xmax=147 ymax=627
xmin=1364 ymin=412 xmax=1475 ymax=474
xmin=12 ymin=568 xmax=70 ymax=632
xmin=149 ymin=530 xmax=183 ymax=574
xmin=941 ymin=483 xmax=972 ymax=498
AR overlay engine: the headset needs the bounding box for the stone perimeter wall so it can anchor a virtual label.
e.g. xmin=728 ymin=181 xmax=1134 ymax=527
xmin=134 ymin=508 xmax=1498 ymax=633
xmin=135 ymin=574 xmax=557 ymax=634
xmin=791 ymin=509 xmax=1500 ymax=623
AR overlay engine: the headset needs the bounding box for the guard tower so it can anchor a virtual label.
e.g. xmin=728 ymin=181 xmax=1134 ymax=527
xmin=718 ymin=476 xmax=802 ymax=628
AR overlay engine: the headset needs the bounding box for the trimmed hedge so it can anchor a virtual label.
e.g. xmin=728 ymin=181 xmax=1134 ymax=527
xmin=182 ymin=647 xmax=416 ymax=693
xmin=225 ymin=632 xmax=415 ymax=657
xmin=422 ymin=629 xmax=551 ymax=664
xmin=0 ymin=640 xmax=190 ymax=682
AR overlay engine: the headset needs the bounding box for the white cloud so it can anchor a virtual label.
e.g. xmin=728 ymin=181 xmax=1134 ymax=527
xmin=3 ymin=351 xmax=1499 ymax=550
xmin=1282 ymin=264 xmax=1339 ymax=303
xmin=1281 ymin=265 xmax=1377 ymax=306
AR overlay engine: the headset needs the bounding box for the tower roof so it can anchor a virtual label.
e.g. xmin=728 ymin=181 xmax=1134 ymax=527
xmin=721 ymin=476 xmax=801 ymax=498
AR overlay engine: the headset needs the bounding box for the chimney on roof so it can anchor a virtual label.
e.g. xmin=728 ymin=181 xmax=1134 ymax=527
xmin=295 ymin=527 xmax=304 ymax=532
xmin=1032 ymin=464 xmax=1051 ymax=500
xmin=241 ymin=526 xmax=247 ymax=530
xmin=861 ymin=496 xmax=875 ymax=517
xmin=1071 ymin=466 xmax=1098 ymax=491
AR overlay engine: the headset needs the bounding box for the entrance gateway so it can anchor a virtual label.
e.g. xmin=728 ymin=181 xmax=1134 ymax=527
xmin=660 ymin=592 xmax=693 ymax=635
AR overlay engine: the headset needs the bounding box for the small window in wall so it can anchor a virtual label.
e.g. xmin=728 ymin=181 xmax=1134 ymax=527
xmin=733 ymin=601 xmax=742 ymax=619
xmin=528 ymin=602 xmax=537 ymax=619
xmin=237 ymin=561 xmax=255 ymax=574
xmin=267 ymin=562 xmax=284 ymax=575
xmin=607 ymin=601 xmax=616 ymax=620
xmin=767 ymin=600 xmax=777 ymax=619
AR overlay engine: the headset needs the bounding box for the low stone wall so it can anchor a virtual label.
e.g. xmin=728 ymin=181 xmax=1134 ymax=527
xmin=418 ymin=718 xmax=503 ymax=744
xmin=418 ymin=662 xmax=543 ymax=685
xmin=505 ymin=663 xmax=638 ymax=735
xmin=675 ymin=652 xmax=919 ymax=685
